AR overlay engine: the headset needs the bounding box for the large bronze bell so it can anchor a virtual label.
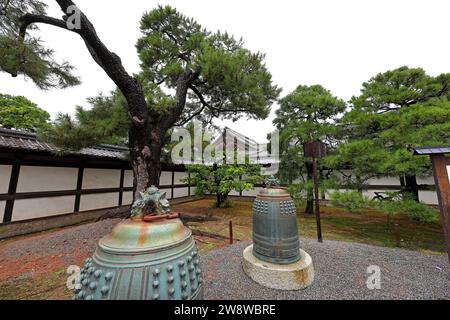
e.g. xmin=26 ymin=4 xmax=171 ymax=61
xmin=74 ymin=186 xmax=203 ymax=300
xmin=252 ymin=186 xmax=301 ymax=265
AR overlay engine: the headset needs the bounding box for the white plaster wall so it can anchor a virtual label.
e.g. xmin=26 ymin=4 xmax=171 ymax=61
xmin=417 ymin=176 xmax=435 ymax=185
xmin=242 ymin=187 xmax=263 ymax=197
xmin=0 ymin=165 xmax=12 ymax=194
xmin=124 ymin=170 xmax=134 ymax=188
xmin=16 ymin=166 xmax=78 ymax=193
xmin=447 ymin=166 xmax=450 ymax=184
xmin=173 ymin=187 xmax=189 ymax=198
xmin=419 ymin=191 xmax=439 ymax=205
xmin=80 ymin=192 xmax=119 ymax=211
xmin=123 ymin=191 xmax=134 ymax=205
xmin=174 ymin=172 xmax=188 ymax=184
xmin=160 ymin=171 xmax=172 ymax=186
xmin=12 ymin=196 xmax=76 ymax=222
xmin=367 ymin=176 xmax=400 ymax=186
xmin=82 ymin=169 xmax=120 ymax=189
xmin=160 ymin=188 xmax=172 ymax=200
xmin=362 ymin=189 xmax=401 ymax=200
xmin=0 ymin=201 xmax=5 ymax=218
xmin=229 ymin=190 xmax=240 ymax=196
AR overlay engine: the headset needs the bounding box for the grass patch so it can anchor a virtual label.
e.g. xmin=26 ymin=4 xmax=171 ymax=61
xmin=0 ymin=268 xmax=72 ymax=300
xmin=174 ymin=199 xmax=446 ymax=254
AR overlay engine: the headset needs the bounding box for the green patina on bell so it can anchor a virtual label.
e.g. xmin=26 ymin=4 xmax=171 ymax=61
xmin=74 ymin=186 xmax=203 ymax=300
xmin=252 ymin=177 xmax=301 ymax=265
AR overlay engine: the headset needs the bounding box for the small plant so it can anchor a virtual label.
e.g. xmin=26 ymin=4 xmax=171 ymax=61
xmin=287 ymin=183 xmax=308 ymax=208
xmin=184 ymin=163 xmax=263 ymax=208
xmin=372 ymin=199 xmax=438 ymax=228
xmin=330 ymin=191 xmax=369 ymax=213
xmin=399 ymin=200 xmax=439 ymax=223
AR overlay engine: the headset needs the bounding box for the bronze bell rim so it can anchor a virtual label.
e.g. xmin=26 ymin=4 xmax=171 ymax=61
xmin=98 ymin=218 xmax=193 ymax=254
xmin=256 ymin=187 xmax=292 ymax=201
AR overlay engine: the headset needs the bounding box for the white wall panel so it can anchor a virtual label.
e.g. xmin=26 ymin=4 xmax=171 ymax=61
xmin=160 ymin=171 xmax=172 ymax=186
xmin=80 ymin=192 xmax=119 ymax=211
xmin=16 ymin=166 xmax=78 ymax=193
xmin=160 ymin=188 xmax=172 ymax=200
xmin=419 ymin=191 xmax=439 ymax=205
xmin=123 ymin=191 xmax=134 ymax=205
xmin=366 ymin=176 xmax=400 ymax=186
xmin=12 ymin=196 xmax=75 ymax=222
xmin=173 ymin=187 xmax=189 ymax=198
xmin=0 ymin=165 xmax=12 ymax=194
xmin=242 ymin=187 xmax=262 ymax=197
xmin=0 ymin=201 xmax=5 ymax=218
xmin=417 ymin=176 xmax=435 ymax=185
xmin=124 ymin=170 xmax=134 ymax=188
xmin=82 ymin=169 xmax=120 ymax=189
xmin=174 ymin=172 xmax=188 ymax=184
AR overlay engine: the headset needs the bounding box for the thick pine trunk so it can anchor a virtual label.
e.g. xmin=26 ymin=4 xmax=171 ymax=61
xmin=305 ymin=161 xmax=314 ymax=215
xmin=404 ymin=175 xmax=420 ymax=202
xmin=129 ymin=125 xmax=163 ymax=200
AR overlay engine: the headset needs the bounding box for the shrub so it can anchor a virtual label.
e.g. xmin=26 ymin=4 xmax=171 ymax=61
xmin=399 ymin=200 xmax=439 ymax=223
xmin=287 ymin=183 xmax=309 ymax=208
xmin=330 ymin=191 xmax=369 ymax=213
xmin=373 ymin=199 xmax=438 ymax=224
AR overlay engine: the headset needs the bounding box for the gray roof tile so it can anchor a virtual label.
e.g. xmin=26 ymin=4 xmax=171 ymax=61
xmin=0 ymin=128 xmax=128 ymax=160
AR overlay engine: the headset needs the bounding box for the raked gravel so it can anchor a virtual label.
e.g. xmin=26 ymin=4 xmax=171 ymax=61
xmin=201 ymin=239 xmax=450 ymax=300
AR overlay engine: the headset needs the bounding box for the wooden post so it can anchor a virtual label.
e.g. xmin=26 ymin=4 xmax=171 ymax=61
xmin=229 ymin=220 xmax=234 ymax=245
xmin=394 ymin=223 xmax=401 ymax=247
xmin=430 ymin=155 xmax=450 ymax=264
xmin=312 ymin=158 xmax=323 ymax=243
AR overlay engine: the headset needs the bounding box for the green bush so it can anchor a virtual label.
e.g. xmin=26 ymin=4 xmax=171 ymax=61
xmin=330 ymin=191 xmax=369 ymax=213
xmin=287 ymin=183 xmax=309 ymax=208
xmin=373 ymin=199 xmax=438 ymax=224
xmin=399 ymin=200 xmax=439 ymax=223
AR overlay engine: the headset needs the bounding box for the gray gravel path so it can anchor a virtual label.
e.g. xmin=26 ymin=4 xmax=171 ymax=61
xmin=202 ymin=239 xmax=450 ymax=300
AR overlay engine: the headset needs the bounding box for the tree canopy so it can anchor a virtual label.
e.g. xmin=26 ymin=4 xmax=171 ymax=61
xmin=0 ymin=93 xmax=50 ymax=131
xmin=334 ymin=66 xmax=450 ymax=199
xmin=0 ymin=2 xmax=280 ymax=193
xmin=185 ymin=163 xmax=263 ymax=208
xmin=136 ymin=5 xmax=280 ymax=127
xmin=273 ymin=84 xmax=345 ymax=213
xmin=0 ymin=0 xmax=80 ymax=89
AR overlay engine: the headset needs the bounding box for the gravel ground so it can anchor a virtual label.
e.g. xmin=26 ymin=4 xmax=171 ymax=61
xmin=1 ymin=219 xmax=449 ymax=300
xmin=0 ymin=219 xmax=121 ymax=283
xmin=202 ymin=240 xmax=450 ymax=300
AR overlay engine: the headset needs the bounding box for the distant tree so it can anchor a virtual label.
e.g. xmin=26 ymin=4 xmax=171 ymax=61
xmin=185 ymin=163 xmax=263 ymax=208
xmin=0 ymin=93 xmax=50 ymax=131
xmin=342 ymin=66 xmax=450 ymax=201
xmin=40 ymin=91 xmax=130 ymax=149
xmin=273 ymin=85 xmax=345 ymax=214
xmin=324 ymin=140 xmax=390 ymax=192
xmin=0 ymin=2 xmax=279 ymax=198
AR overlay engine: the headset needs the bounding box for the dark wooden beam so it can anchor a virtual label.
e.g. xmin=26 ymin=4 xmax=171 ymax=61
xmin=430 ymin=154 xmax=450 ymax=264
xmin=188 ymin=172 xmax=191 ymax=197
xmin=118 ymin=167 xmax=125 ymax=206
xmin=74 ymin=165 xmax=84 ymax=212
xmin=171 ymin=170 xmax=175 ymax=200
xmin=3 ymin=157 xmax=21 ymax=223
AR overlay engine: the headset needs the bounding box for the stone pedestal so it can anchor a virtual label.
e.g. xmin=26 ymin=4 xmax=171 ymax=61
xmin=242 ymin=245 xmax=314 ymax=290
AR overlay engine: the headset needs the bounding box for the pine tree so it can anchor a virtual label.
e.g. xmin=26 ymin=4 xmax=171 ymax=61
xmin=0 ymin=2 xmax=280 ymax=198
xmin=273 ymin=85 xmax=345 ymax=214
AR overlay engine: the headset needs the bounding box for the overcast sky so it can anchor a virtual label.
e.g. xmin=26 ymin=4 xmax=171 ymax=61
xmin=1 ymin=0 xmax=450 ymax=142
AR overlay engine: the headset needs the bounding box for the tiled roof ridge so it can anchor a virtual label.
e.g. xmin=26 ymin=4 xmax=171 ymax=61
xmin=0 ymin=127 xmax=129 ymax=152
